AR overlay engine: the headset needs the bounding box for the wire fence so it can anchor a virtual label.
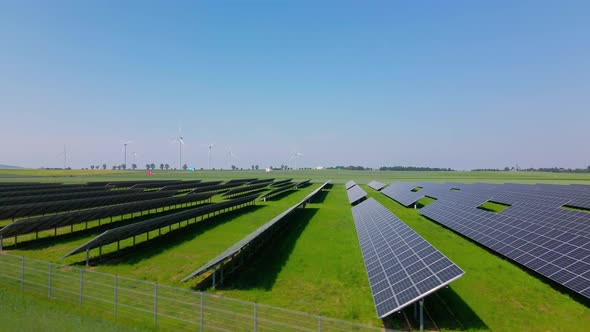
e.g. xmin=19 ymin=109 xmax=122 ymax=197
xmin=0 ymin=253 xmax=390 ymax=332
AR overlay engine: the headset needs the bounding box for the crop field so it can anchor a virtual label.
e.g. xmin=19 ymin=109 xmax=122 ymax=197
xmin=1 ymin=169 xmax=590 ymax=331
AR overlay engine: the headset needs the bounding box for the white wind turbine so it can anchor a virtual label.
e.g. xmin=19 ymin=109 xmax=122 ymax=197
xmin=121 ymin=140 xmax=132 ymax=168
xmin=290 ymin=151 xmax=304 ymax=170
xmin=56 ymin=145 xmax=67 ymax=169
xmin=173 ymin=128 xmax=185 ymax=170
xmin=207 ymin=143 xmax=215 ymax=170
xmin=227 ymin=146 xmax=238 ymax=170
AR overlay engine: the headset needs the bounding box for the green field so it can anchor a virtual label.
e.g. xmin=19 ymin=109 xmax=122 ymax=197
xmin=1 ymin=169 xmax=590 ymax=331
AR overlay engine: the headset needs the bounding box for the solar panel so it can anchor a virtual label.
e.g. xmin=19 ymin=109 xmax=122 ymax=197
xmin=182 ymin=181 xmax=331 ymax=283
xmin=0 ymin=193 xmax=215 ymax=238
xmin=420 ymin=199 xmax=590 ymax=300
xmin=0 ymin=191 xmax=176 ymax=219
xmin=380 ymin=182 xmax=425 ymax=207
xmin=62 ymin=193 xmax=261 ymax=260
xmin=345 ymin=181 xmax=357 ymax=190
xmin=0 ymin=186 xmax=108 ymax=199
xmin=0 ymin=188 xmax=137 ymax=207
xmin=352 ymin=198 xmax=464 ymax=318
xmin=221 ymin=182 xmax=270 ymax=197
xmin=368 ymin=181 xmax=386 ymax=191
xmin=347 ymin=185 xmax=367 ymax=205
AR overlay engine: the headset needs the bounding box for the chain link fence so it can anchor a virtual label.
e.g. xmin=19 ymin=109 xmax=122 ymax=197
xmin=0 ymin=253 xmax=391 ymax=332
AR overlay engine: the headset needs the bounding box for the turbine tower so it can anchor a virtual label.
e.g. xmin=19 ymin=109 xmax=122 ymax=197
xmin=174 ymin=132 xmax=185 ymax=170
xmin=227 ymin=146 xmax=238 ymax=170
xmin=56 ymin=145 xmax=67 ymax=169
xmin=121 ymin=140 xmax=132 ymax=168
xmin=208 ymin=143 xmax=215 ymax=170
xmin=290 ymin=151 xmax=304 ymax=170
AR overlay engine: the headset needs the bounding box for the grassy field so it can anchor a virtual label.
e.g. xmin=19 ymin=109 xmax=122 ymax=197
xmin=2 ymin=168 xmax=590 ymax=185
xmin=1 ymin=169 xmax=590 ymax=331
xmin=0 ymin=285 xmax=150 ymax=331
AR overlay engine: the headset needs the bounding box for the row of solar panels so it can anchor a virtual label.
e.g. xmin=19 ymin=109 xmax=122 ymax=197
xmin=182 ymin=180 xmax=331 ymax=282
xmin=351 ymin=198 xmax=464 ymax=318
xmin=0 ymin=179 xmax=279 ymax=220
xmin=0 ymin=192 xmax=215 ymax=238
xmin=63 ymin=193 xmax=261 ymax=258
xmin=377 ymin=181 xmax=590 ymax=300
xmin=345 ymin=181 xmax=367 ymax=205
xmin=382 ymin=181 xmax=590 ymax=210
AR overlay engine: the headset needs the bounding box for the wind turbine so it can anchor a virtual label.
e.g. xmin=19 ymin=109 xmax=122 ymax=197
xmin=227 ymin=146 xmax=238 ymax=170
xmin=290 ymin=151 xmax=304 ymax=170
xmin=174 ymin=130 xmax=185 ymax=170
xmin=121 ymin=140 xmax=132 ymax=168
xmin=207 ymin=143 xmax=215 ymax=170
xmin=56 ymin=145 xmax=67 ymax=169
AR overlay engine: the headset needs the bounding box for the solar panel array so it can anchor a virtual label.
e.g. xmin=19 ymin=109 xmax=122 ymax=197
xmin=0 ymin=186 xmax=108 ymax=199
xmin=367 ymin=181 xmax=386 ymax=191
xmin=380 ymin=182 xmax=425 ymax=206
xmin=380 ymin=181 xmax=590 ymax=300
xmin=63 ymin=193 xmax=261 ymax=259
xmin=182 ymin=181 xmax=331 ymax=282
xmin=346 ymin=183 xmax=367 ymax=205
xmin=352 ymin=198 xmax=464 ymax=318
xmin=0 ymin=190 xmax=176 ymax=219
xmin=0 ymin=192 xmax=215 ymax=238
xmin=0 ymin=188 xmax=137 ymax=207
xmin=345 ymin=180 xmax=357 ymax=190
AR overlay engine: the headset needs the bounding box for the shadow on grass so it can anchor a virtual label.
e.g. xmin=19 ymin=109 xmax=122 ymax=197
xmin=310 ymin=188 xmax=330 ymax=204
xmin=264 ymin=189 xmax=296 ymax=201
xmin=213 ymin=208 xmax=317 ymax=291
xmin=86 ymin=205 xmax=263 ymax=266
xmin=11 ymin=204 xmax=211 ymax=251
xmin=382 ymin=287 xmax=488 ymax=331
xmin=224 ymin=188 xmax=268 ymax=200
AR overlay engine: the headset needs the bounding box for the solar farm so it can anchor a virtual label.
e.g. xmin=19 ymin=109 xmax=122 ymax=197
xmin=1 ymin=170 xmax=590 ymax=331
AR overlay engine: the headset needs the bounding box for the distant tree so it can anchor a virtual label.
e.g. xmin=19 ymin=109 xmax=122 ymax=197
xmin=164 ymin=164 xmax=170 ymax=170
xmin=150 ymin=163 xmax=156 ymax=170
xmin=117 ymin=165 xmax=122 ymax=170
xmin=112 ymin=166 xmax=117 ymax=170
xmin=251 ymin=165 xmax=254 ymax=170
xmin=131 ymin=164 xmax=137 ymax=170
xmin=145 ymin=164 xmax=150 ymax=170
xmin=159 ymin=163 xmax=164 ymax=170
xmin=182 ymin=164 xmax=188 ymax=171
xmin=255 ymin=165 xmax=259 ymax=170
xmin=121 ymin=164 xmax=126 ymax=170
xmin=231 ymin=165 xmax=236 ymax=170
xmin=503 ymin=167 xmax=510 ymax=171
xmin=102 ymin=164 xmax=107 ymax=170
xmin=90 ymin=165 xmax=95 ymax=170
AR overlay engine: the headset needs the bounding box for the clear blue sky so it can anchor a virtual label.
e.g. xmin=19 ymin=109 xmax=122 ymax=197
xmin=1 ymin=1 xmax=589 ymax=170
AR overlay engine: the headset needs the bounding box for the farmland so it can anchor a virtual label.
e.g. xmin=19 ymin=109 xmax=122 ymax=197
xmin=1 ymin=169 xmax=589 ymax=331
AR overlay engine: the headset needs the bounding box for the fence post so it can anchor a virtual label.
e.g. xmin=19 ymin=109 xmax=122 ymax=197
xmin=48 ymin=263 xmax=52 ymax=298
xmin=114 ymin=275 xmax=118 ymax=318
xmin=317 ymin=315 xmax=322 ymax=332
xmin=254 ymin=302 xmax=258 ymax=332
xmin=200 ymin=292 xmax=204 ymax=332
xmin=79 ymin=268 xmax=84 ymax=305
xmin=20 ymin=256 xmax=25 ymax=292
xmin=154 ymin=282 xmax=158 ymax=326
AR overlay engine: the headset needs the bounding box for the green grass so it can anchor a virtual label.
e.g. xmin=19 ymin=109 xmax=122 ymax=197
xmin=363 ymin=185 xmax=590 ymax=331
xmin=2 ymin=170 xmax=590 ymax=331
xmin=0 ymin=285 xmax=150 ymax=331
xmin=478 ymin=201 xmax=510 ymax=213
xmin=2 ymin=168 xmax=590 ymax=185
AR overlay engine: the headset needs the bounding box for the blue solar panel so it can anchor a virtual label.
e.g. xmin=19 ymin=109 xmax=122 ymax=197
xmin=352 ymin=198 xmax=464 ymax=318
